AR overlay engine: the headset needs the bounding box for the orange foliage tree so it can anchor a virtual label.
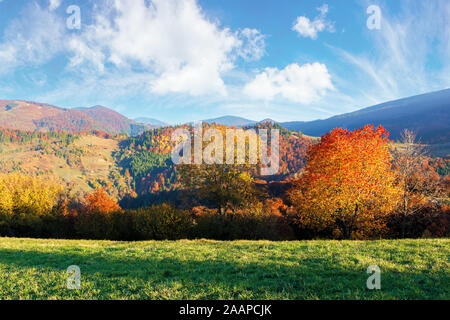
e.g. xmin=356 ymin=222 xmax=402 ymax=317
xmin=289 ymin=125 xmax=400 ymax=239
xmin=84 ymin=188 xmax=121 ymax=214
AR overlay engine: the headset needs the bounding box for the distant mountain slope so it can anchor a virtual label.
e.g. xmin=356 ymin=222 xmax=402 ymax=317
xmin=0 ymin=100 xmax=101 ymax=133
xmin=0 ymin=100 xmax=149 ymax=135
xmin=2 ymin=89 xmax=449 ymax=147
xmin=282 ymin=89 xmax=450 ymax=144
xmin=75 ymin=106 xmax=148 ymax=135
xmin=134 ymin=117 xmax=168 ymax=128
xmin=203 ymin=115 xmax=257 ymax=127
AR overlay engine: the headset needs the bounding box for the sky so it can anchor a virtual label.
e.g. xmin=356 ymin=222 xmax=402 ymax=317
xmin=0 ymin=0 xmax=448 ymax=124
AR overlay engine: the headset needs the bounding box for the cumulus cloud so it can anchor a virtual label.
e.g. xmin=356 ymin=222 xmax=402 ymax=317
xmin=243 ymin=62 xmax=334 ymax=104
xmin=67 ymin=0 xmax=265 ymax=96
xmin=0 ymin=0 xmax=266 ymax=97
xmin=292 ymin=4 xmax=334 ymax=39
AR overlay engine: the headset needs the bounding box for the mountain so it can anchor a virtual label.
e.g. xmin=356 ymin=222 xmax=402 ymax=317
xmin=0 ymin=100 xmax=148 ymax=135
xmin=260 ymin=118 xmax=279 ymax=125
xmin=74 ymin=106 xmax=148 ymax=135
xmin=134 ymin=117 xmax=168 ymax=128
xmin=281 ymin=89 xmax=450 ymax=145
xmin=0 ymin=100 xmax=100 ymax=133
xmin=203 ymin=116 xmax=257 ymax=127
xmin=2 ymin=89 xmax=449 ymax=150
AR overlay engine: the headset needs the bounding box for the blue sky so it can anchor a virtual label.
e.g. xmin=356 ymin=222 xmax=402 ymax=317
xmin=0 ymin=0 xmax=449 ymax=124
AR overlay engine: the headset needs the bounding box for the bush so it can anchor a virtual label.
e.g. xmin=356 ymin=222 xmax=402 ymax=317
xmin=387 ymin=204 xmax=450 ymax=238
xmin=191 ymin=202 xmax=295 ymax=240
xmin=134 ymin=204 xmax=194 ymax=240
xmin=0 ymin=174 xmax=447 ymax=241
xmin=74 ymin=188 xmax=132 ymax=240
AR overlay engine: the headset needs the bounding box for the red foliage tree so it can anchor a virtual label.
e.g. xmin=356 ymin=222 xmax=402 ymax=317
xmin=84 ymin=188 xmax=121 ymax=214
xmin=289 ymin=125 xmax=401 ymax=239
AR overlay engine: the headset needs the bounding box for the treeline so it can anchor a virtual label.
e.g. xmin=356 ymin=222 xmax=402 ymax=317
xmin=0 ymin=127 xmax=79 ymax=145
xmin=0 ymin=127 xmax=118 ymax=144
xmin=0 ymin=125 xmax=448 ymax=241
xmin=0 ymin=184 xmax=290 ymax=240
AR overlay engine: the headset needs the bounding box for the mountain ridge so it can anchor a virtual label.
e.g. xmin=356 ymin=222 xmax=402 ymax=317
xmin=1 ymin=89 xmax=449 ymax=148
xmin=0 ymin=100 xmax=151 ymax=135
xmin=202 ymin=115 xmax=258 ymax=127
xmin=134 ymin=117 xmax=169 ymax=127
xmin=281 ymin=89 xmax=450 ymax=144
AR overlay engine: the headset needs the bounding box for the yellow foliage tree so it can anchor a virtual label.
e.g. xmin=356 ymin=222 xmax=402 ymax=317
xmin=0 ymin=174 xmax=62 ymax=216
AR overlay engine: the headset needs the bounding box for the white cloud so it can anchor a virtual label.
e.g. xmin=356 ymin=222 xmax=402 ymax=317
xmin=243 ymin=62 xmax=334 ymax=104
xmin=0 ymin=3 xmax=65 ymax=74
xmin=49 ymin=0 xmax=62 ymax=11
xmin=236 ymin=28 xmax=266 ymax=61
xmin=292 ymin=4 xmax=334 ymax=39
xmin=68 ymin=0 xmax=265 ymax=96
xmin=0 ymin=0 xmax=266 ymax=98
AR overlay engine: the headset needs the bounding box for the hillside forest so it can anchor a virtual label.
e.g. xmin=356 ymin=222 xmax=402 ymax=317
xmin=0 ymin=123 xmax=448 ymax=241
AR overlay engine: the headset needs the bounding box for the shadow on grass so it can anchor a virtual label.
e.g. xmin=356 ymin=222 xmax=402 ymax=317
xmin=0 ymin=246 xmax=448 ymax=299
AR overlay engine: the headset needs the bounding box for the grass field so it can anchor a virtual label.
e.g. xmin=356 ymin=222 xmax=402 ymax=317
xmin=0 ymin=237 xmax=448 ymax=300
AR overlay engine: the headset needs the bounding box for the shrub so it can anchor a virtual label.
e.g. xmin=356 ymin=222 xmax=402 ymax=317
xmin=75 ymin=209 xmax=114 ymax=239
xmin=387 ymin=204 xmax=450 ymax=238
xmin=134 ymin=204 xmax=194 ymax=240
xmin=191 ymin=202 xmax=295 ymax=240
xmin=74 ymin=188 xmax=130 ymax=240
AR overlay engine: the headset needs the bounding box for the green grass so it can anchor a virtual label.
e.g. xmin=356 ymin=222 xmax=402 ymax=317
xmin=0 ymin=237 xmax=448 ymax=300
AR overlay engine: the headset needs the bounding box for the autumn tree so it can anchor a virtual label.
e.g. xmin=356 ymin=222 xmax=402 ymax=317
xmin=0 ymin=174 xmax=62 ymax=216
xmin=180 ymin=164 xmax=257 ymax=214
xmin=84 ymin=188 xmax=121 ymax=214
xmin=178 ymin=124 xmax=259 ymax=214
xmin=0 ymin=174 xmax=63 ymax=237
xmin=289 ymin=125 xmax=400 ymax=239
xmin=391 ymin=129 xmax=442 ymax=236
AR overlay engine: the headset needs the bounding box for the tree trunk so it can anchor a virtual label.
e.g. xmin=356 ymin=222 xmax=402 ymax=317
xmin=401 ymin=187 xmax=408 ymax=238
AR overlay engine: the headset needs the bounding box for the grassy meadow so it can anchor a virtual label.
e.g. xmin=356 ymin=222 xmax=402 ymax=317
xmin=0 ymin=237 xmax=448 ymax=300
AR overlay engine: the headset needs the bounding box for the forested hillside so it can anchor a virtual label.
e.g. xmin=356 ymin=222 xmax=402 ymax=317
xmin=0 ymin=123 xmax=448 ymax=241
xmin=0 ymin=123 xmax=313 ymax=200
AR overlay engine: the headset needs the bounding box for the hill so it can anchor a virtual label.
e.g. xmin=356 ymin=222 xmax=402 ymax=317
xmin=134 ymin=117 xmax=168 ymax=128
xmin=0 ymin=100 xmax=149 ymax=135
xmin=74 ymin=105 xmax=148 ymax=135
xmin=3 ymin=89 xmax=448 ymax=148
xmin=0 ymin=123 xmax=314 ymax=199
xmin=0 ymin=128 xmax=133 ymax=198
xmin=281 ymin=89 xmax=450 ymax=148
xmin=0 ymin=100 xmax=99 ymax=133
xmin=203 ymin=115 xmax=258 ymax=127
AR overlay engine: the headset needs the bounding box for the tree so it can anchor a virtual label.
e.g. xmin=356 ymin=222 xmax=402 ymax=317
xmin=289 ymin=125 xmax=400 ymax=239
xmin=179 ymin=163 xmax=258 ymax=214
xmin=84 ymin=188 xmax=121 ymax=214
xmin=178 ymin=124 xmax=259 ymax=214
xmin=391 ymin=129 xmax=442 ymax=236
xmin=0 ymin=174 xmax=62 ymax=216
